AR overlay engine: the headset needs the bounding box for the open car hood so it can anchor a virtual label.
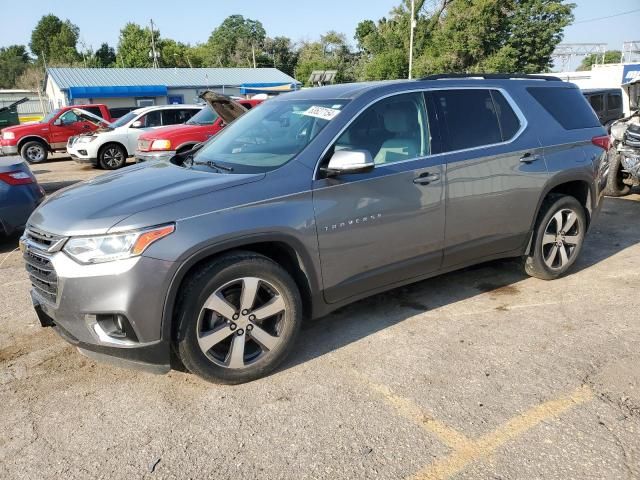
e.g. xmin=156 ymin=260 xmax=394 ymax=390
xmin=70 ymin=108 xmax=116 ymax=130
xmin=198 ymin=91 xmax=248 ymax=124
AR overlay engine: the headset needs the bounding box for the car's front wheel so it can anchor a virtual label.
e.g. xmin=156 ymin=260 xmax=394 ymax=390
xmin=98 ymin=144 xmax=127 ymax=170
xmin=176 ymin=252 xmax=302 ymax=384
xmin=524 ymin=194 xmax=586 ymax=280
xmin=20 ymin=140 xmax=48 ymax=164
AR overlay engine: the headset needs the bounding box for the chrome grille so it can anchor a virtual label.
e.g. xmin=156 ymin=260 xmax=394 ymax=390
xmin=24 ymin=227 xmax=66 ymax=252
xmin=23 ymin=248 xmax=58 ymax=304
xmin=22 ymin=227 xmax=66 ymax=304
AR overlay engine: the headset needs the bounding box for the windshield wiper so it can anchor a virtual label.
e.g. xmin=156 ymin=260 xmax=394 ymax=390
xmin=191 ymin=160 xmax=234 ymax=172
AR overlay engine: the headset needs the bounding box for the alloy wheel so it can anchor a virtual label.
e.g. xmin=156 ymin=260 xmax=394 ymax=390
xmin=541 ymin=208 xmax=582 ymax=270
xmin=197 ymin=277 xmax=287 ymax=369
xmin=103 ymin=147 xmax=124 ymax=168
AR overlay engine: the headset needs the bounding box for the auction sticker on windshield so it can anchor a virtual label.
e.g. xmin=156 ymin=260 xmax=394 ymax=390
xmin=302 ymin=106 xmax=341 ymax=121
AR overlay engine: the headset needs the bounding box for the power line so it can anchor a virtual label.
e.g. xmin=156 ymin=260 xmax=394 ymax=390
xmin=572 ymin=8 xmax=640 ymax=25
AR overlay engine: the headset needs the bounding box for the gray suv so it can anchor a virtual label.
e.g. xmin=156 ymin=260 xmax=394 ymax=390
xmin=20 ymin=75 xmax=609 ymax=384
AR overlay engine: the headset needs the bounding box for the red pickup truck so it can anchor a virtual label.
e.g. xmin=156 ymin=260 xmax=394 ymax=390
xmin=0 ymin=104 xmax=116 ymax=163
xmin=135 ymin=93 xmax=263 ymax=162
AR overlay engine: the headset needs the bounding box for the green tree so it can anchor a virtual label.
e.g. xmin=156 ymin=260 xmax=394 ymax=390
xmin=578 ymin=50 xmax=622 ymax=71
xmin=159 ymin=39 xmax=192 ymax=67
xmin=0 ymin=45 xmax=30 ymax=88
xmin=30 ymin=14 xmax=80 ymax=65
xmin=117 ymin=22 xmax=160 ymax=67
xmin=356 ymin=0 xmax=574 ymax=80
xmin=295 ymin=32 xmax=357 ymax=85
xmin=206 ymin=15 xmax=266 ymax=67
xmin=94 ymin=43 xmax=117 ymax=67
xmin=263 ymin=36 xmax=298 ymax=76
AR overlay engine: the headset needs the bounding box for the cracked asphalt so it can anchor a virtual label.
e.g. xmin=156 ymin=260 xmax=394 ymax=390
xmin=1 ymin=158 xmax=639 ymax=479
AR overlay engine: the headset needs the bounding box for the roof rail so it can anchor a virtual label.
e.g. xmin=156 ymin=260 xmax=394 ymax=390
xmin=419 ymin=73 xmax=563 ymax=82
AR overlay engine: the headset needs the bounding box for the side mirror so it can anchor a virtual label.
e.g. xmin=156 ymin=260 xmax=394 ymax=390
xmin=322 ymin=149 xmax=374 ymax=176
xmin=53 ymin=118 xmax=62 ymax=126
xmin=131 ymin=120 xmax=143 ymax=128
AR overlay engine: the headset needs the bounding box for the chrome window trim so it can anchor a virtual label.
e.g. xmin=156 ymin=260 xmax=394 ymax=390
xmin=313 ymin=86 xmax=528 ymax=180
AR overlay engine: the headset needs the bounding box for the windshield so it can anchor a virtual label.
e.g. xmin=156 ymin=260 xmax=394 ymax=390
xmin=111 ymin=111 xmax=137 ymax=128
xmin=186 ymin=107 xmax=219 ymax=125
xmin=190 ymin=99 xmax=348 ymax=173
xmin=42 ymin=109 xmax=61 ymax=123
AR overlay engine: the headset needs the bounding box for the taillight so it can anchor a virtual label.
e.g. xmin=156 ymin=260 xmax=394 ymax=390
xmin=0 ymin=170 xmax=34 ymax=185
xmin=591 ymin=135 xmax=611 ymax=151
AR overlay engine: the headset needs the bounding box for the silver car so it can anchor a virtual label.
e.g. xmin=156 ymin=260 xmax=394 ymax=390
xmin=21 ymin=75 xmax=609 ymax=384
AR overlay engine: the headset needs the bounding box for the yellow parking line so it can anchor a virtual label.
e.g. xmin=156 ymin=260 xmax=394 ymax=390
xmin=412 ymin=385 xmax=593 ymax=480
xmin=350 ymin=370 xmax=473 ymax=451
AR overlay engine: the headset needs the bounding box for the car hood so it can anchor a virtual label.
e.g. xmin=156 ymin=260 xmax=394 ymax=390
xmin=1 ymin=122 xmax=48 ymax=135
xmin=28 ymin=161 xmax=265 ymax=236
xmin=199 ymin=91 xmax=247 ymax=124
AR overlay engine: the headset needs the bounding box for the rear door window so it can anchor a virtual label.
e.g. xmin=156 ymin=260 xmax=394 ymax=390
xmin=162 ymin=108 xmax=197 ymax=125
xmin=528 ymin=87 xmax=600 ymax=130
xmin=429 ymin=89 xmax=502 ymax=152
xmin=490 ymin=91 xmax=521 ymax=140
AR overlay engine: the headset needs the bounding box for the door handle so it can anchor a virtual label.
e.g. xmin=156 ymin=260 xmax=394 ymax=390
xmin=520 ymin=152 xmax=540 ymax=164
xmin=413 ymin=172 xmax=440 ymax=185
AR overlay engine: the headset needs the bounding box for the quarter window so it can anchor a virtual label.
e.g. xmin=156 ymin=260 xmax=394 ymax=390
xmin=607 ymin=93 xmax=622 ymax=110
xmin=334 ymin=92 xmax=429 ymax=165
xmin=430 ymin=89 xmax=503 ymax=152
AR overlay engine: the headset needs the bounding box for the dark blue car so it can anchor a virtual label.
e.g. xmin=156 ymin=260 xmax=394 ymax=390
xmin=0 ymin=156 xmax=44 ymax=236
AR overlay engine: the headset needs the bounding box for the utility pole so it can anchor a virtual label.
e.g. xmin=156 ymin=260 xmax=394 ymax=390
xmin=150 ymin=19 xmax=159 ymax=68
xmin=408 ymin=0 xmax=416 ymax=79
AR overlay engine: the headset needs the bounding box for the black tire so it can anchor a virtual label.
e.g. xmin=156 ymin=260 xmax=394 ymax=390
xmin=176 ymin=251 xmax=303 ymax=384
xmin=98 ymin=143 xmax=127 ymax=170
xmin=604 ymin=151 xmax=631 ymax=197
xmin=524 ymin=194 xmax=587 ymax=280
xmin=20 ymin=140 xmax=48 ymax=164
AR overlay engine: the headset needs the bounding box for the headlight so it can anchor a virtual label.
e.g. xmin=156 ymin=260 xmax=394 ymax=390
xmin=2 ymin=131 xmax=15 ymax=140
xmin=151 ymin=139 xmax=171 ymax=150
xmin=76 ymin=135 xmax=97 ymax=144
xmin=63 ymin=224 xmax=175 ymax=264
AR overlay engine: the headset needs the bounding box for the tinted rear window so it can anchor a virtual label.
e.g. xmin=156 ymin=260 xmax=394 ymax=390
xmin=528 ymin=87 xmax=600 ymax=130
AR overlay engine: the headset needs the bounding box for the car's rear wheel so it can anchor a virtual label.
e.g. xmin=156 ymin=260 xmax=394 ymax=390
xmin=525 ymin=194 xmax=586 ymax=280
xmin=20 ymin=140 xmax=48 ymax=164
xmin=176 ymin=252 xmax=302 ymax=384
xmin=99 ymin=144 xmax=127 ymax=170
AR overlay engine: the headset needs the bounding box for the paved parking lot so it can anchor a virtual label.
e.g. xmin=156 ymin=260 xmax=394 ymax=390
xmin=1 ymin=159 xmax=639 ymax=479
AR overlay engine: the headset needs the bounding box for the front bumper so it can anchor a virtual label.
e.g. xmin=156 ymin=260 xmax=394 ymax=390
xmin=69 ymin=153 xmax=98 ymax=166
xmin=1 ymin=145 xmax=19 ymax=155
xmin=23 ymin=242 xmax=176 ymax=373
xmin=135 ymin=150 xmax=176 ymax=163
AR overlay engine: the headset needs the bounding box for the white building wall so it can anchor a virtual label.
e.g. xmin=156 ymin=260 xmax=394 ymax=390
xmin=45 ymin=77 xmax=67 ymax=109
xmin=548 ymin=63 xmax=640 ymax=114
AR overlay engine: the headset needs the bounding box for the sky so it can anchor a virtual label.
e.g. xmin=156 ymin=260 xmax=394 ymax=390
xmin=0 ymin=0 xmax=639 ymax=68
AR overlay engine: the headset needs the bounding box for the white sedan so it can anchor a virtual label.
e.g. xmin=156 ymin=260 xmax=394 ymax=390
xmin=67 ymin=104 xmax=202 ymax=169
